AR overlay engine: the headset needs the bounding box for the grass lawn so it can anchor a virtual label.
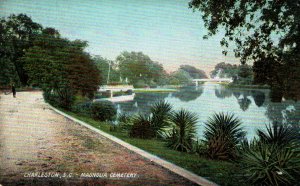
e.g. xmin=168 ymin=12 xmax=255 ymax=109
xmin=61 ymin=109 xmax=247 ymax=186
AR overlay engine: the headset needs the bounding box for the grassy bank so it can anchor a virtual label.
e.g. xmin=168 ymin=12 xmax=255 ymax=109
xmin=59 ymin=109 xmax=246 ymax=186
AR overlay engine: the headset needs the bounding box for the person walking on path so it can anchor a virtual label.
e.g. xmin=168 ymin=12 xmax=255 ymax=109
xmin=12 ymin=84 xmax=16 ymax=98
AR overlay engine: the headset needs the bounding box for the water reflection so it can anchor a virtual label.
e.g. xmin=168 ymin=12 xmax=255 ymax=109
xmin=251 ymin=90 xmax=265 ymax=107
xmin=115 ymin=84 xmax=299 ymax=139
xmin=172 ymin=86 xmax=203 ymax=102
xmin=215 ymin=86 xmax=232 ymax=99
xmin=117 ymin=92 xmax=169 ymax=115
xmin=238 ymin=96 xmax=252 ymax=111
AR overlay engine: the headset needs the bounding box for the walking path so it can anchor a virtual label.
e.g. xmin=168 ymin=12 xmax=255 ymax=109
xmin=0 ymin=91 xmax=197 ymax=185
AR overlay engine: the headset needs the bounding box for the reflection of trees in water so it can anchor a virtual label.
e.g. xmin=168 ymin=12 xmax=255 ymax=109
xmin=172 ymin=86 xmax=203 ymax=102
xmin=117 ymin=92 xmax=169 ymax=115
xmin=251 ymin=90 xmax=266 ymax=107
xmin=231 ymin=89 xmax=253 ymax=111
xmin=214 ymin=86 xmax=233 ymax=99
xmin=238 ymin=96 xmax=252 ymax=111
xmin=265 ymin=101 xmax=300 ymax=140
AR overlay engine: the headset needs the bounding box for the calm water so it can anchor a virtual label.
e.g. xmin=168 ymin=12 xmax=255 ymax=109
xmin=116 ymin=83 xmax=300 ymax=139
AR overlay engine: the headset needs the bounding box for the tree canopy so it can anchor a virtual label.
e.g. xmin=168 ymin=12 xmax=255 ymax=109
xmin=116 ymin=51 xmax=166 ymax=86
xmin=179 ymin=65 xmax=208 ymax=79
xmin=0 ymin=14 xmax=42 ymax=86
xmin=189 ymin=0 xmax=300 ymax=100
xmin=93 ymin=56 xmax=120 ymax=85
xmin=22 ymin=28 xmax=101 ymax=107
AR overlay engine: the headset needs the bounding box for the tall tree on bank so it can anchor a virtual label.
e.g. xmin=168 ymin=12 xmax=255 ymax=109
xmin=116 ymin=51 xmax=166 ymax=86
xmin=179 ymin=65 xmax=208 ymax=79
xmin=189 ymin=0 xmax=300 ymax=101
xmin=22 ymin=28 xmax=101 ymax=108
xmin=0 ymin=14 xmax=42 ymax=85
xmin=93 ymin=56 xmax=120 ymax=84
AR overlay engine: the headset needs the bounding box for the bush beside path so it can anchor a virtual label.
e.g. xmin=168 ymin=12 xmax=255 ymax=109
xmin=0 ymin=91 xmax=196 ymax=185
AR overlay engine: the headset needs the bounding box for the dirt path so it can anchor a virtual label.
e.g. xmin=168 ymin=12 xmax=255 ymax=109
xmin=0 ymin=91 xmax=196 ymax=186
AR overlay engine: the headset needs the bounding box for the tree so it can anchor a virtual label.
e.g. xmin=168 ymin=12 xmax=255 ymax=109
xmin=0 ymin=14 xmax=42 ymax=85
xmin=0 ymin=20 xmax=19 ymax=86
xmin=210 ymin=62 xmax=239 ymax=78
xmin=168 ymin=69 xmax=193 ymax=85
xmin=179 ymin=65 xmax=208 ymax=79
xmin=189 ymin=0 xmax=300 ymax=100
xmin=93 ymin=56 xmax=120 ymax=85
xmin=22 ymin=28 xmax=101 ymax=108
xmin=116 ymin=51 xmax=166 ymax=86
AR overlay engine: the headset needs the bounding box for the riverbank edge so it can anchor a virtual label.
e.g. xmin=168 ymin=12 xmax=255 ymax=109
xmin=226 ymin=84 xmax=270 ymax=89
xmin=48 ymin=104 xmax=217 ymax=186
xmin=133 ymin=88 xmax=178 ymax=93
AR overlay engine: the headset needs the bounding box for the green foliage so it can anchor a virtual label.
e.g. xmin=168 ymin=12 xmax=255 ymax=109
xmin=179 ymin=65 xmax=208 ymax=79
xmin=168 ymin=69 xmax=193 ymax=85
xmin=128 ymin=101 xmax=172 ymax=139
xmin=239 ymin=123 xmax=300 ymax=185
xmin=165 ymin=109 xmax=198 ymax=152
xmin=71 ymin=101 xmax=92 ymax=116
xmin=189 ymin=0 xmax=300 ymax=100
xmin=129 ymin=114 xmax=155 ymax=139
xmin=43 ymin=90 xmax=74 ymax=109
xmin=150 ymin=101 xmax=173 ymax=137
xmin=0 ymin=14 xmax=43 ymax=85
xmin=93 ymin=56 xmax=120 ymax=84
xmin=133 ymin=80 xmax=148 ymax=88
xmin=91 ymin=101 xmax=117 ymax=121
xmin=210 ymin=62 xmax=239 ymax=78
xmin=203 ymin=112 xmax=245 ymax=160
xmin=117 ymin=113 xmax=133 ymax=131
xmin=116 ymin=51 xmax=166 ymax=85
xmin=257 ymin=123 xmax=297 ymax=147
xmin=22 ymin=29 xmax=101 ymax=108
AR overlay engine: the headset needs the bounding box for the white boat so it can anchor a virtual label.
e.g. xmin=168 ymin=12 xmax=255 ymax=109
xmin=94 ymin=93 xmax=135 ymax=103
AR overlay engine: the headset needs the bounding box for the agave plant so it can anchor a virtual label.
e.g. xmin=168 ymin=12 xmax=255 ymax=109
xmin=257 ymin=122 xmax=296 ymax=147
xmin=129 ymin=114 xmax=155 ymax=139
xmin=150 ymin=100 xmax=173 ymax=137
xmin=117 ymin=113 xmax=133 ymax=131
xmin=241 ymin=139 xmax=300 ymax=186
xmin=165 ymin=109 xmax=198 ymax=152
xmin=203 ymin=112 xmax=245 ymax=160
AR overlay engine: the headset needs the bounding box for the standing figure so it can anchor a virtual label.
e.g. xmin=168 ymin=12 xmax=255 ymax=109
xmin=12 ymin=84 xmax=16 ymax=98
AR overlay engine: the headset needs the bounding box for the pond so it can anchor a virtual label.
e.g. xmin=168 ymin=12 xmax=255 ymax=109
xmin=116 ymin=83 xmax=300 ymax=139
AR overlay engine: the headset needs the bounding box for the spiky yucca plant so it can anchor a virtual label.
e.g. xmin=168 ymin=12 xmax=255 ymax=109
xmin=240 ymin=123 xmax=300 ymax=186
xmin=129 ymin=114 xmax=155 ymax=139
xmin=165 ymin=109 xmax=198 ymax=152
xmin=150 ymin=100 xmax=173 ymax=137
xmin=241 ymin=140 xmax=300 ymax=185
xmin=257 ymin=122 xmax=296 ymax=147
xmin=203 ymin=112 xmax=245 ymax=160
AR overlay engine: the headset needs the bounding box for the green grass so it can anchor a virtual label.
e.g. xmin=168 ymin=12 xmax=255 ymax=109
xmin=60 ymin=109 xmax=247 ymax=186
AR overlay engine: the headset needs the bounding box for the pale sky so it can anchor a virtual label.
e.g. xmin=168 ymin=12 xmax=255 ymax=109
xmin=0 ymin=0 xmax=240 ymax=74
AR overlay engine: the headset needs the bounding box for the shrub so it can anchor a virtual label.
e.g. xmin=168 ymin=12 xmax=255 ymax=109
xmin=257 ymin=122 xmax=296 ymax=147
xmin=165 ymin=109 xmax=198 ymax=152
xmin=91 ymin=101 xmax=117 ymax=121
xmin=203 ymin=112 xmax=245 ymax=160
xmin=129 ymin=114 xmax=155 ymax=139
xmin=241 ymin=140 xmax=300 ymax=186
xmin=240 ymin=123 xmax=300 ymax=185
xmin=133 ymin=80 xmax=148 ymax=88
xmin=117 ymin=113 xmax=133 ymax=131
xmin=72 ymin=101 xmax=92 ymax=116
xmin=43 ymin=89 xmax=74 ymax=109
xmin=150 ymin=101 xmax=172 ymax=137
